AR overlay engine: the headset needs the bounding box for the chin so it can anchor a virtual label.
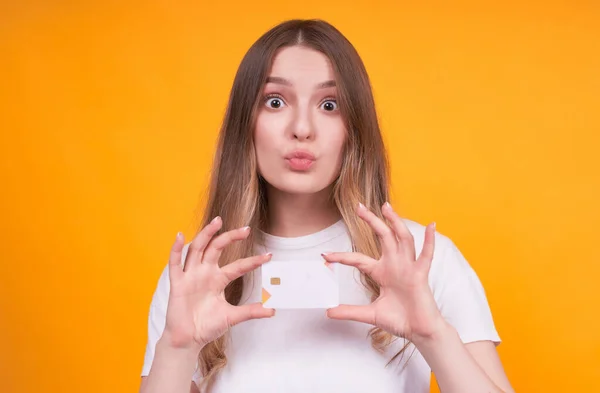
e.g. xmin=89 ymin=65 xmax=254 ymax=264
xmin=265 ymin=174 xmax=333 ymax=195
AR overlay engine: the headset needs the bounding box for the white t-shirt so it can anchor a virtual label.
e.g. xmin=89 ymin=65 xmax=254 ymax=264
xmin=141 ymin=219 xmax=501 ymax=392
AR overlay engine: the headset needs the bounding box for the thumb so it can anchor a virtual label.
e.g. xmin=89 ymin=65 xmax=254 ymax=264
xmin=326 ymin=305 xmax=375 ymax=325
xmin=228 ymin=303 xmax=275 ymax=327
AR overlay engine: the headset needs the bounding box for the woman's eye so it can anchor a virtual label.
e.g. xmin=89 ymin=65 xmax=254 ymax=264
xmin=320 ymin=100 xmax=338 ymax=111
xmin=265 ymin=96 xmax=286 ymax=109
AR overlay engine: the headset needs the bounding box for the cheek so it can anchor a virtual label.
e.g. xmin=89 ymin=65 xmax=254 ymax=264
xmin=254 ymin=112 xmax=282 ymax=153
xmin=253 ymin=113 xmax=283 ymax=177
xmin=320 ymin=118 xmax=347 ymax=160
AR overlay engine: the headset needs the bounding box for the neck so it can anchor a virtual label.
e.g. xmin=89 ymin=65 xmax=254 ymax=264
xmin=264 ymin=184 xmax=341 ymax=237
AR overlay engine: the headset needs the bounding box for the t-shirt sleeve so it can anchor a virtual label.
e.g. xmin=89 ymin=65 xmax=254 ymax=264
xmin=141 ymin=263 xmax=170 ymax=377
xmin=430 ymin=236 xmax=501 ymax=345
xmin=141 ymin=244 xmax=202 ymax=381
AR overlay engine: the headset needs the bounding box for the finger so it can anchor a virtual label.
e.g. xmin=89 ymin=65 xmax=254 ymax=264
xmin=228 ymin=303 xmax=275 ymax=326
xmin=202 ymin=226 xmax=252 ymax=265
xmin=326 ymin=304 xmax=375 ymax=325
xmin=357 ymin=203 xmax=397 ymax=257
xmin=382 ymin=202 xmax=416 ymax=260
xmin=221 ymin=253 xmax=272 ymax=283
xmin=322 ymin=252 xmax=377 ymax=276
xmin=168 ymin=232 xmax=185 ymax=282
xmin=417 ymin=222 xmax=436 ymax=268
xmin=184 ymin=216 xmax=222 ymax=271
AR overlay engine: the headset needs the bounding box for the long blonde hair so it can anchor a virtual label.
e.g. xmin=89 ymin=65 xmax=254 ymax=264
xmin=196 ymin=19 xmax=410 ymax=389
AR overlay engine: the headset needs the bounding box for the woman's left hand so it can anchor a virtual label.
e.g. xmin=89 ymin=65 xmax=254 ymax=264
xmin=323 ymin=202 xmax=447 ymax=342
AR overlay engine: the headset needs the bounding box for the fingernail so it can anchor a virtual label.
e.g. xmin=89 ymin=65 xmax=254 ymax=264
xmin=384 ymin=201 xmax=392 ymax=209
xmin=432 ymin=222 xmax=437 ymax=230
xmin=242 ymin=226 xmax=251 ymax=232
xmin=321 ymin=252 xmax=330 ymax=257
xmin=211 ymin=216 xmax=220 ymax=224
xmin=176 ymin=232 xmax=182 ymax=240
xmin=358 ymin=202 xmax=365 ymax=210
xmin=265 ymin=252 xmax=272 ymax=258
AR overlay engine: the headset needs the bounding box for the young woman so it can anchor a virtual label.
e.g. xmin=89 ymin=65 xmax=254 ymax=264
xmin=139 ymin=19 xmax=514 ymax=393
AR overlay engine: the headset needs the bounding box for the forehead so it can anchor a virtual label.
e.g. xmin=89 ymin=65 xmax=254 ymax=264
xmin=268 ymin=46 xmax=335 ymax=83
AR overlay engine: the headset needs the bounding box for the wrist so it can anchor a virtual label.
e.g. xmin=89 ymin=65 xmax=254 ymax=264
xmin=411 ymin=319 xmax=457 ymax=349
xmin=159 ymin=328 xmax=204 ymax=357
xmin=144 ymin=331 xmax=202 ymax=392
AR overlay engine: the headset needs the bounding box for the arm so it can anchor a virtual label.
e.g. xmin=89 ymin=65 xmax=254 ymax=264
xmin=141 ymin=378 xmax=199 ymax=393
xmin=140 ymin=331 xmax=202 ymax=393
xmin=426 ymin=230 xmax=514 ymax=392
xmin=415 ymin=324 xmax=514 ymax=393
xmin=465 ymin=341 xmax=515 ymax=393
xmin=323 ymin=202 xmax=514 ymax=393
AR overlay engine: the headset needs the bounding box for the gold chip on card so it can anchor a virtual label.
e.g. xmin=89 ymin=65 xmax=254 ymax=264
xmin=270 ymin=277 xmax=281 ymax=285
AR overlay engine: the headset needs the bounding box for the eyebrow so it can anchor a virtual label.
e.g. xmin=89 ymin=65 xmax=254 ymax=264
xmin=265 ymin=76 xmax=336 ymax=89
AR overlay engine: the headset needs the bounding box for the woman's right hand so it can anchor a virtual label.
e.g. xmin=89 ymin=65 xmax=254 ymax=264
xmin=162 ymin=216 xmax=274 ymax=352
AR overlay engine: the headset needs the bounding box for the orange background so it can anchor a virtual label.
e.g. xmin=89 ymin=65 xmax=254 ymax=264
xmin=1 ymin=1 xmax=599 ymax=392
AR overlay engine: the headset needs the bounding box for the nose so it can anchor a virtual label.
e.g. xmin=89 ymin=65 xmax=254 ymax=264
xmin=291 ymin=107 xmax=314 ymax=141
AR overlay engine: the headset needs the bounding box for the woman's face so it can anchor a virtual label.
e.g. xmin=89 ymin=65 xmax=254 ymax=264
xmin=254 ymin=45 xmax=347 ymax=195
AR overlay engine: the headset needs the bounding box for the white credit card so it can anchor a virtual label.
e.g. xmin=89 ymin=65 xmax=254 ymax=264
xmin=261 ymin=259 xmax=340 ymax=309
